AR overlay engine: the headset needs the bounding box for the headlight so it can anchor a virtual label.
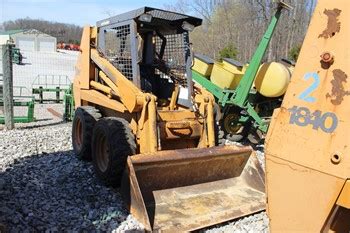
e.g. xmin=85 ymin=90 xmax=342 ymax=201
xmin=138 ymin=13 xmax=153 ymax=23
xmin=182 ymin=21 xmax=195 ymax=32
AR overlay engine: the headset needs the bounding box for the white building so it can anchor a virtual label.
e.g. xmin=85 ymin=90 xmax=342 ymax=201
xmin=1 ymin=29 xmax=57 ymax=52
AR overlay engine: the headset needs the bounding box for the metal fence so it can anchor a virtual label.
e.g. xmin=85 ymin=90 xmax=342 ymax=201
xmin=0 ymin=44 xmax=78 ymax=128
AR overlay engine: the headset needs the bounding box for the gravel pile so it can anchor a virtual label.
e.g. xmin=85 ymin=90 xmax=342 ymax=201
xmin=0 ymin=104 xmax=268 ymax=232
xmin=203 ymin=212 xmax=269 ymax=233
xmin=0 ymin=105 xmax=144 ymax=232
xmin=225 ymin=139 xmax=266 ymax=171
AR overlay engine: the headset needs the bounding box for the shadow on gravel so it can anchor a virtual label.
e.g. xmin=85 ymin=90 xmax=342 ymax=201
xmin=17 ymin=62 xmax=32 ymax=65
xmin=17 ymin=120 xmax=66 ymax=130
xmin=0 ymin=150 xmax=132 ymax=232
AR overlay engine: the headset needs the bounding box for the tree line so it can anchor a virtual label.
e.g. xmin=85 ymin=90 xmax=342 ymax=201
xmin=166 ymin=0 xmax=316 ymax=63
xmin=2 ymin=18 xmax=83 ymax=44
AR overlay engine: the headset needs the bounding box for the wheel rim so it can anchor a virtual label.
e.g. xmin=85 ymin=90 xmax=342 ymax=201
xmin=223 ymin=113 xmax=243 ymax=134
xmin=96 ymin=133 xmax=109 ymax=172
xmin=74 ymin=118 xmax=83 ymax=150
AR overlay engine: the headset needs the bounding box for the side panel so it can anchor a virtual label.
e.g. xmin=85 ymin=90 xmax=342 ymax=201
xmin=265 ymin=0 xmax=350 ymax=231
xmin=266 ymin=0 xmax=350 ymax=178
xmin=266 ymin=155 xmax=345 ymax=232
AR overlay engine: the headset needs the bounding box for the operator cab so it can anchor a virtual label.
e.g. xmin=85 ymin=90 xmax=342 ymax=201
xmin=96 ymin=7 xmax=202 ymax=108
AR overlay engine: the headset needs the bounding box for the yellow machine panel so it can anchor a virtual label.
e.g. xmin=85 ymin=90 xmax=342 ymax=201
xmin=265 ymin=0 xmax=350 ymax=231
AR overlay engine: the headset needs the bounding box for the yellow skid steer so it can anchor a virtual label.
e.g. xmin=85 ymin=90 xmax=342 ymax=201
xmin=72 ymin=7 xmax=265 ymax=231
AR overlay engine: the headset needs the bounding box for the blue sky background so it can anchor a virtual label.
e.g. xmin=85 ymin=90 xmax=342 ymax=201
xmin=0 ymin=0 xmax=176 ymax=26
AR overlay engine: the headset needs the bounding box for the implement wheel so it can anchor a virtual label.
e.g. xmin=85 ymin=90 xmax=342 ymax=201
xmin=72 ymin=106 xmax=101 ymax=160
xmin=221 ymin=108 xmax=250 ymax=142
xmin=92 ymin=117 xmax=136 ymax=187
xmin=223 ymin=113 xmax=243 ymax=135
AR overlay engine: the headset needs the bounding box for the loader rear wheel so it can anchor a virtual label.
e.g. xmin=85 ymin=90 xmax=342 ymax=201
xmin=72 ymin=106 xmax=101 ymax=160
xmin=92 ymin=117 xmax=136 ymax=187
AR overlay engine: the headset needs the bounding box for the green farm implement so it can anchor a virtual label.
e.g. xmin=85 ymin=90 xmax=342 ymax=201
xmin=32 ymin=74 xmax=71 ymax=103
xmin=0 ymin=97 xmax=35 ymax=124
xmin=12 ymin=47 xmax=23 ymax=65
xmin=193 ymin=1 xmax=292 ymax=142
xmin=63 ymin=85 xmax=74 ymax=121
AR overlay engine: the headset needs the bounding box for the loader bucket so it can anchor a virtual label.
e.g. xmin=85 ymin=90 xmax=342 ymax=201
xmin=121 ymin=146 xmax=265 ymax=231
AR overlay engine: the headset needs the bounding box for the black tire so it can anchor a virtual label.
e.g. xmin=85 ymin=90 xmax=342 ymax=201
xmin=213 ymin=103 xmax=225 ymax=146
xmin=220 ymin=107 xmax=251 ymax=143
xmin=91 ymin=117 xmax=136 ymax=187
xmin=247 ymin=127 xmax=264 ymax=145
xmin=215 ymin=124 xmax=246 ymax=145
xmin=72 ymin=106 xmax=101 ymax=160
xmin=225 ymin=121 xmax=251 ymax=142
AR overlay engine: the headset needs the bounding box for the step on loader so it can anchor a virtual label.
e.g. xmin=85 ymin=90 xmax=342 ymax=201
xmin=72 ymin=7 xmax=265 ymax=231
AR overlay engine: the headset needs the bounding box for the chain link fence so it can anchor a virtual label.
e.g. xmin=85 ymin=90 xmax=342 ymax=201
xmin=0 ymin=45 xmax=78 ymax=127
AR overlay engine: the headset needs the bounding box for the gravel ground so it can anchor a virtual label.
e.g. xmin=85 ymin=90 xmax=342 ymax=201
xmin=0 ymin=104 xmax=269 ymax=232
xmin=203 ymin=212 xmax=268 ymax=233
xmin=0 ymin=105 xmax=144 ymax=232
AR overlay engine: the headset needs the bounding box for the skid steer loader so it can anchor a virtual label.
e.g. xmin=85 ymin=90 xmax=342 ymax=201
xmin=265 ymin=0 xmax=350 ymax=232
xmin=72 ymin=7 xmax=265 ymax=231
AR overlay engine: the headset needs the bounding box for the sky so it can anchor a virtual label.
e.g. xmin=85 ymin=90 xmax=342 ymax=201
xmin=0 ymin=0 xmax=176 ymax=26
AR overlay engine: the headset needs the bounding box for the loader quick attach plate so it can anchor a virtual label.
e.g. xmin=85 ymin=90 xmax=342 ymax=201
xmin=121 ymin=146 xmax=266 ymax=231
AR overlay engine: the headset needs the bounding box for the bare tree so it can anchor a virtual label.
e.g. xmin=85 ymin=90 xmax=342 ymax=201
xmin=166 ymin=0 xmax=316 ymax=62
xmin=3 ymin=18 xmax=83 ymax=43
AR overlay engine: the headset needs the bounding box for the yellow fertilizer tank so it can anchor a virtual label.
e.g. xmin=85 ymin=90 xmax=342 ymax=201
xmin=192 ymin=54 xmax=215 ymax=77
xmin=254 ymin=62 xmax=291 ymax=97
xmin=210 ymin=58 xmax=244 ymax=89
